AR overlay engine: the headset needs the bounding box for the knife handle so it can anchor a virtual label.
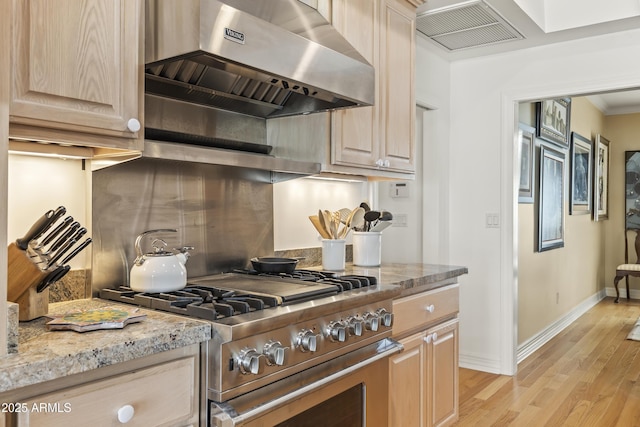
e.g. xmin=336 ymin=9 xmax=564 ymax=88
xmin=16 ymin=210 xmax=55 ymax=250
xmin=47 ymin=239 xmax=76 ymax=269
xmin=49 ymin=222 xmax=80 ymax=252
xmin=60 ymin=238 xmax=92 ymax=265
xmin=37 ymin=265 xmax=70 ymax=293
xmin=39 ymin=216 xmax=74 ymax=247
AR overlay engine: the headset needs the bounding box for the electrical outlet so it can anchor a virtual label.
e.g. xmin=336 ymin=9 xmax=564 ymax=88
xmin=394 ymin=213 xmax=408 ymax=227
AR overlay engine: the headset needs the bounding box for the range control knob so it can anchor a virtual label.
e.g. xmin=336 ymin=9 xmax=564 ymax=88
xmin=362 ymin=312 xmax=380 ymax=332
xmin=346 ymin=316 xmax=364 ymax=336
xmin=296 ymin=329 xmax=319 ymax=352
xmin=376 ymin=308 xmax=394 ymax=327
xmin=327 ymin=321 xmax=347 ymax=342
xmin=263 ymin=340 xmax=288 ymax=366
xmin=237 ymin=348 xmax=263 ymax=375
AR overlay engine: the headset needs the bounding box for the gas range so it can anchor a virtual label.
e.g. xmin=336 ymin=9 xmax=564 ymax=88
xmin=100 ymin=269 xmax=401 ymax=414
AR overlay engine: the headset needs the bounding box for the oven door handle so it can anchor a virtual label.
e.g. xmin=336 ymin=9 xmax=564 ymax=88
xmin=211 ymin=338 xmax=403 ymax=427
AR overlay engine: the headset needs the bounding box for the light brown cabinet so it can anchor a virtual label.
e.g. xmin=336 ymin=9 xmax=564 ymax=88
xmin=331 ymin=0 xmax=418 ymax=174
xmin=3 ymin=345 xmax=200 ymax=427
xmin=390 ymin=285 xmax=460 ymax=427
xmin=9 ymin=0 xmax=143 ymax=152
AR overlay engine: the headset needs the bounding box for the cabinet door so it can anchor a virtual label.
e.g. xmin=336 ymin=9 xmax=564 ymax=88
xmin=379 ymin=0 xmax=416 ymax=172
xmin=331 ymin=0 xmax=380 ymax=169
xmin=427 ymin=319 xmax=459 ymax=427
xmin=389 ymin=332 xmax=427 ymax=427
xmin=10 ymin=0 xmax=141 ymax=144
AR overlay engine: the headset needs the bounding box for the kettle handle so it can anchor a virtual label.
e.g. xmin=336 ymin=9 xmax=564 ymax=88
xmin=134 ymin=229 xmax=177 ymax=263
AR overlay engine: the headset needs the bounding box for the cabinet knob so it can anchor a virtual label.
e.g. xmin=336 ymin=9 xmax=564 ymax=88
xmin=383 ymin=159 xmax=391 ymax=168
xmin=375 ymin=158 xmax=384 ymax=167
xmin=127 ymin=118 xmax=141 ymax=133
xmin=432 ymin=332 xmax=438 ymax=341
xmin=424 ymin=334 xmax=432 ymax=344
xmin=117 ymin=404 xmax=135 ymax=424
xmin=425 ymin=304 xmax=435 ymax=313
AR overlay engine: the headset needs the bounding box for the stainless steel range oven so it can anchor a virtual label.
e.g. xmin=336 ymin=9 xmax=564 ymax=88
xmin=101 ymin=270 xmax=401 ymax=427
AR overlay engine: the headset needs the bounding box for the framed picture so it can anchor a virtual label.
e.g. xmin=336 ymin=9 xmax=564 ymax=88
xmin=625 ymin=151 xmax=640 ymax=229
xmin=569 ymin=132 xmax=592 ymax=215
xmin=537 ymin=144 xmax=565 ymax=252
xmin=594 ymin=134 xmax=610 ymax=221
xmin=518 ymin=124 xmax=536 ymax=203
xmin=536 ymin=98 xmax=571 ymax=147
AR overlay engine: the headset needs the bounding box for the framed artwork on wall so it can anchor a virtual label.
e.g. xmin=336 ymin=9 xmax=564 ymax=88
xmin=537 ymin=144 xmax=565 ymax=252
xmin=625 ymin=151 xmax=640 ymax=229
xmin=594 ymin=134 xmax=610 ymax=221
xmin=518 ymin=123 xmax=535 ymax=203
xmin=569 ymin=132 xmax=592 ymax=215
xmin=536 ymin=98 xmax=571 ymax=147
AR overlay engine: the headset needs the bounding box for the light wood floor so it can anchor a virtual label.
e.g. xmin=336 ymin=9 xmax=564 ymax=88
xmin=453 ymin=297 xmax=640 ymax=427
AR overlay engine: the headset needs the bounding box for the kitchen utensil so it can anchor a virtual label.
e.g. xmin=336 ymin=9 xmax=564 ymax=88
xmin=35 ymin=215 xmax=73 ymax=248
xmin=15 ymin=209 xmax=56 ymax=250
xmin=369 ymin=221 xmax=392 ymax=232
xmin=322 ymin=210 xmax=337 ymax=239
xmin=350 ymin=207 xmax=365 ymax=231
xmin=379 ymin=210 xmax=393 ymax=221
xmin=338 ymin=208 xmax=351 ymax=224
xmin=360 ymin=202 xmax=371 ymax=212
xmin=47 ymin=221 xmax=80 ymax=253
xmin=37 ymin=265 xmax=70 ymax=293
xmin=251 ymin=257 xmax=301 ymax=274
xmin=46 ymin=238 xmax=76 ymax=269
xmin=309 ymin=215 xmax=332 ymax=239
xmin=60 ymin=237 xmax=92 ymax=265
xmin=363 ymin=210 xmax=380 ymax=231
xmin=129 ymin=229 xmax=193 ymax=293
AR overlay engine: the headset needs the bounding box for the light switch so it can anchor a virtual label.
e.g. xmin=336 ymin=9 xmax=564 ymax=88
xmin=394 ymin=213 xmax=408 ymax=227
xmin=486 ymin=213 xmax=500 ymax=228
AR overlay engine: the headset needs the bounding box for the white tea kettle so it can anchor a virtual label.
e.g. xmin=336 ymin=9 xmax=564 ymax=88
xmin=129 ymin=229 xmax=194 ymax=293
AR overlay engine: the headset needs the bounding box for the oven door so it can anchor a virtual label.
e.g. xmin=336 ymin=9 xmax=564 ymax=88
xmin=209 ymin=338 xmax=402 ymax=427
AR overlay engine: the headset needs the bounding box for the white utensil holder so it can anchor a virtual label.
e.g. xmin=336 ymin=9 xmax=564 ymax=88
xmin=353 ymin=232 xmax=382 ymax=267
xmin=322 ymin=239 xmax=346 ymax=270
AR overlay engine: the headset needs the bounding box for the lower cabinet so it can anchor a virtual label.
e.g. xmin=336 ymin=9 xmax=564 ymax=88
xmin=7 ymin=345 xmax=200 ymax=427
xmin=390 ymin=285 xmax=460 ymax=427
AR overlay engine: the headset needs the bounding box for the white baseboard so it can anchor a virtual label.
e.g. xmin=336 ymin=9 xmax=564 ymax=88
xmin=459 ymin=353 xmax=502 ymax=374
xmin=605 ymin=285 xmax=640 ymax=300
xmin=516 ymin=289 xmax=607 ymax=364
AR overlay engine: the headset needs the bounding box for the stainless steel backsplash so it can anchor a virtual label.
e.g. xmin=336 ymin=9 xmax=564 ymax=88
xmin=91 ymin=158 xmax=274 ymax=294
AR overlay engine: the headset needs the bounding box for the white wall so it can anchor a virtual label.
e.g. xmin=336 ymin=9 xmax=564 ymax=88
xmin=440 ymin=28 xmax=640 ymax=373
xmin=273 ymin=177 xmax=369 ymax=250
xmin=7 ymin=154 xmax=91 ymax=269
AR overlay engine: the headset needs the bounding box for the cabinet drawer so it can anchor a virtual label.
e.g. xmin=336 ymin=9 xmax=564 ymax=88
xmin=18 ymin=356 xmax=197 ymax=427
xmin=393 ymin=284 xmax=459 ymax=337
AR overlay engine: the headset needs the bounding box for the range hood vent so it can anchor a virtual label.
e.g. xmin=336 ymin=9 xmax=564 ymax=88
xmin=145 ymin=0 xmax=374 ymax=118
xmin=417 ymin=0 xmax=524 ymax=51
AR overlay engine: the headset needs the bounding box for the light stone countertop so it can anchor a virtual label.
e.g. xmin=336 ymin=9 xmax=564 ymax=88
xmin=0 ymin=263 xmax=466 ymax=396
xmin=0 ymin=298 xmax=211 ymax=394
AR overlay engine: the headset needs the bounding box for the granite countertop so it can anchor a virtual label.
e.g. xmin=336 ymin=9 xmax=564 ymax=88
xmin=0 ymin=299 xmax=211 ymax=394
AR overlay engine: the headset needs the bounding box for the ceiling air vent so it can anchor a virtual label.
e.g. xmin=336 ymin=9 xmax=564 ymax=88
xmin=417 ymin=0 xmax=524 ymax=51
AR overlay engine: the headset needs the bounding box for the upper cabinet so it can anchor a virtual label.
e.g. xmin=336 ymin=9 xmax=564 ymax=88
xmin=267 ymin=0 xmax=422 ymax=179
xmin=332 ymin=0 xmax=419 ymax=175
xmin=9 ymin=0 xmax=143 ymax=152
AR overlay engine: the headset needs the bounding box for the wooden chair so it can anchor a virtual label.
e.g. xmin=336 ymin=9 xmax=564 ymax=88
xmin=613 ymin=229 xmax=640 ymax=303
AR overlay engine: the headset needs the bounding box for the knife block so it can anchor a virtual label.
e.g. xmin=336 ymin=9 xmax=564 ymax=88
xmin=7 ymin=243 xmax=50 ymax=320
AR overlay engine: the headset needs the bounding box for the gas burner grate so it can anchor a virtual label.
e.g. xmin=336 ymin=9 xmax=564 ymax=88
xmin=99 ymin=286 xmax=279 ymax=321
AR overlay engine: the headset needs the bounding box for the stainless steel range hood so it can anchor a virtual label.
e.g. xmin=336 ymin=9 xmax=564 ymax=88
xmin=145 ymin=0 xmax=375 ymax=119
